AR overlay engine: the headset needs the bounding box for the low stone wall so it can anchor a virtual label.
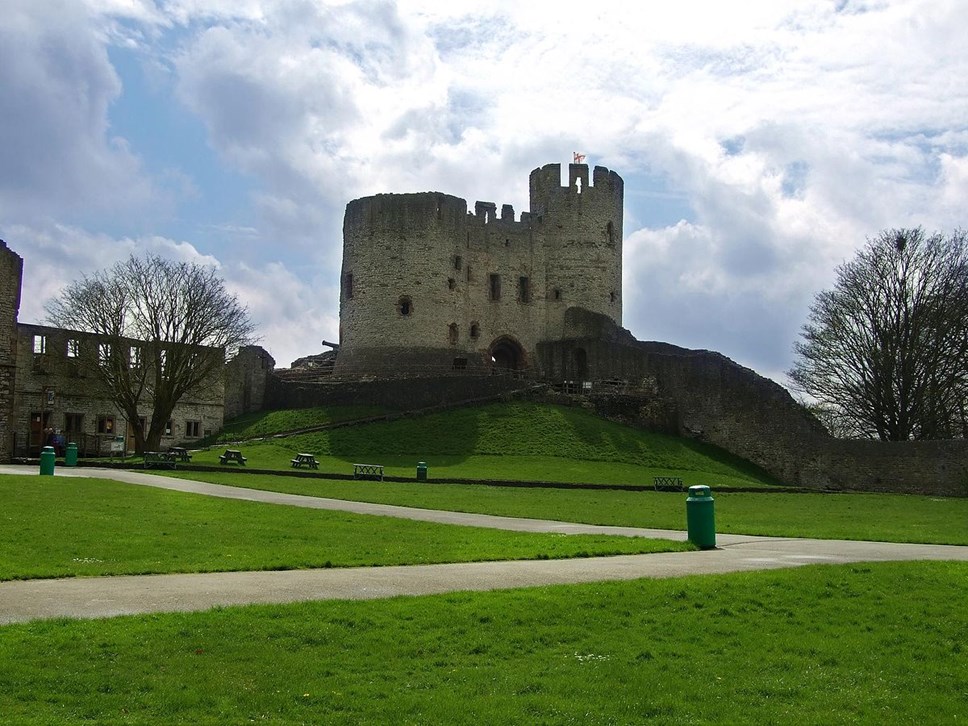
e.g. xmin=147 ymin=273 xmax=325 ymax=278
xmin=536 ymin=336 xmax=968 ymax=496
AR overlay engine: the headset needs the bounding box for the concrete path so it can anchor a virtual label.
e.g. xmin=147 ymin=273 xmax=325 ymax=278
xmin=0 ymin=465 xmax=964 ymax=625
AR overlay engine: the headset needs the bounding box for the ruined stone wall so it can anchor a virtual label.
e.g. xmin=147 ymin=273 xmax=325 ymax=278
xmin=0 ymin=242 xmax=22 ymax=462
xmin=224 ymin=345 xmax=275 ymax=420
xmin=335 ymin=163 xmax=623 ymax=376
xmin=14 ymin=323 xmax=224 ymax=455
xmin=537 ymin=331 xmax=968 ymax=496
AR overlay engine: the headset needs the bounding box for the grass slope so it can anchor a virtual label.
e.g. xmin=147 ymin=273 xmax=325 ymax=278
xmin=0 ymin=562 xmax=964 ymax=723
xmin=0 ymin=475 xmax=688 ymax=581
xmin=192 ymin=402 xmax=778 ymax=487
xmin=206 ymin=404 xmax=390 ymax=444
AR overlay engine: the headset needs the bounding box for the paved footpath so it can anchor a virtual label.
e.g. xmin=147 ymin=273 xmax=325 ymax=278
xmin=0 ymin=466 xmax=964 ymax=625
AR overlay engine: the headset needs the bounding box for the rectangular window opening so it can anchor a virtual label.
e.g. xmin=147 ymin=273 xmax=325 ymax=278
xmin=185 ymin=420 xmax=201 ymax=438
xmin=32 ymin=335 xmax=46 ymax=355
xmin=97 ymin=416 xmax=115 ymax=435
xmin=518 ymin=276 xmax=531 ymax=303
xmin=489 ymin=274 xmax=501 ymax=301
xmin=66 ymin=339 xmax=79 ymax=358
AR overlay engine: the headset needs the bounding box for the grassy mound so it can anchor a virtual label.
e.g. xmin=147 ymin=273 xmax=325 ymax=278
xmin=196 ymin=402 xmax=779 ymax=487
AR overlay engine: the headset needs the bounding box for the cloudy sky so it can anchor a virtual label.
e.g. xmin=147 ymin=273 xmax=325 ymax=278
xmin=2 ymin=0 xmax=966 ymax=383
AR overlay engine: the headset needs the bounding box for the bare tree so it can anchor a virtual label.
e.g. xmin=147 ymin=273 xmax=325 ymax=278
xmin=789 ymin=228 xmax=968 ymax=441
xmin=46 ymin=254 xmax=255 ymax=452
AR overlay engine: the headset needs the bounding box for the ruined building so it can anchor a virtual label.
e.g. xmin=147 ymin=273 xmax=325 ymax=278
xmin=0 ymin=241 xmax=225 ymax=460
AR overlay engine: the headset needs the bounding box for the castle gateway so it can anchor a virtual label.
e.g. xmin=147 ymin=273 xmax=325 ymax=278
xmin=335 ymin=163 xmax=623 ymax=376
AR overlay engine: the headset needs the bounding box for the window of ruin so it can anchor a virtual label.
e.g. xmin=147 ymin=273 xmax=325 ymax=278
xmin=66 ymin=339 xmax=79 ymax=358
xmin=489 ymin=274 xmax=501 ymax=301
xmin=606 ymin=221 xmax=614 ymax=245
xmin=610 ymin=291 xmax=616 ymax=303
xmin=553 ymin=288 xmax=562 ymax=301
xmin=165 ymin=420 xmax=173 ymax=436
xmin=398 ymin=296 xmax=413 ymax=317
xmin=466 ymin=265 xmax=472 ymax=282
xmin=452 ymin=357 xmax=467 ymax=371
xmin=454 ymin=255 xmax=463 ymax=271
xmin=129 ymin=346 xmax=141 ymax=369
xmin=470 ymin=322 xmax=480 ymax=339
xmin=98 ymin=343 xmax=111 ymax=364
xmin=505 ymin=238 xmax=510 ymax=247
xmin=448 ymin=323 xmax=459 ymax=345
xmin=97 ymin=415 xmax=114 ymax=435
xmin=448 ymin=277 xmax=456 ymax=290
xmin=185 ymin=420 xmax=201 ymax=438
xmin=64 ymin=413 xmax=83 ymax=433
xmin=518 ymin=276 xmax=531 ymax=303
xmin=344 ymin=272 xmax=354 ymax=300
xmin=33 ymin=334 xmax=46 ymax=355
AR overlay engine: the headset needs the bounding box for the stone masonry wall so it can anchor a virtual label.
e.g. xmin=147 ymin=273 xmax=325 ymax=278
xmin=0 ymin=241 xmax=22 ymax=462
xmin=537 ymin=330 xmax=968 ymax=496
xmin=224 ymin=345 xmax=276 ymax=420
xmin=15 ymin=323 xmax=224 ymax=455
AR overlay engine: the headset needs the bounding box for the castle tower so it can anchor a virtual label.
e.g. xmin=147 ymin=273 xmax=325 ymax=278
xmin=529 ymin=163 xmax=624 ymax=337
xmin=334 ymin=163 xmax=624 ymax=377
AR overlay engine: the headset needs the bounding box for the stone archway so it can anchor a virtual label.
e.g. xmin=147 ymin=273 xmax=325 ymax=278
xmin=488 ymin=336 xmax=525 ymax=372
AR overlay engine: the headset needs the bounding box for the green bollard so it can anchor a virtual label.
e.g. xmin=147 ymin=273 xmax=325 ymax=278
xmin=65 ymin=442 xmax=78 ymax=467
xmin=686 ymin=485 xmax=716 ymax=549
xmin=39 ymin=445 xmax=56 ymax=476
xmin=416 ymin=461 xmax=428 ymax=482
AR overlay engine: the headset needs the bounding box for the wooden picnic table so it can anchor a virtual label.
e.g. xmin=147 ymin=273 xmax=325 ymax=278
xmin=167 ymin=446 xmax=192 ymax=462
xmin=219 ymin=449 xmax=247 ymax=466
xmin=353 ymin=463 xmax=384 ymax=481
xmin=144 ymin=451 xmax=176 ymax=469
xmin=290 ymin=453 xmax=319 ymax=469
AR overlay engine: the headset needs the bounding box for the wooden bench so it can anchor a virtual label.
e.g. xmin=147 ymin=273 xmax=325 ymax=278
xmin=353 ymin=463 xmax=384 ymax=481
xmin=654 ymin=476 xmax=684 ymax=492
xmin=168 ymin=446 xmax=192 ymax=463
xmin=220 ymin=449 xmax=247 ymax=466
xmin=291 ymin=453 xmax=319 ymax=470
xmin=144 ymin=451 xmax=176 ymax=469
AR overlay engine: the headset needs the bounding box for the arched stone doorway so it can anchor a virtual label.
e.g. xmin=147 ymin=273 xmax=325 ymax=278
xmin=488 ymin=336 xmax=525 ymax=372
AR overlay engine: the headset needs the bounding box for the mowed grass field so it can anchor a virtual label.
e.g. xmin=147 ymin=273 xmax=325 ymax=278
xmin=0 ymin=562 xmax=964 ymax=723
xmin=0 ymin=475 xmax=690 ymax=581
xmin=190 ymin=401 xmax=780 ymax=488
xmin=2 ymin=402 xmax=964 ymax=723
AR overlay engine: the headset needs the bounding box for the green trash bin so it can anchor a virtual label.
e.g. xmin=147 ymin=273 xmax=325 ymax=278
xmin=686 ymin=485 xmax=716 ymax=549
xmin=39 ymin=445 xmax=56 ymax=476
xmin=416 ymin=461 xmax=428 ymax=482
xmin=65 ymin=442 xmax=78 ymax=467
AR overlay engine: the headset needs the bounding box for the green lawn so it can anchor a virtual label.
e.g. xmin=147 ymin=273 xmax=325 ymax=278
xmin=188 ymin=401 xmax=780 ymax=488
xmin=167 ymin=471 xmax=968 ymax=545
xmin=1 ymin=561 xmax=964 ymax=723
xmin=0 ymin=475 xmax=689 ymax=581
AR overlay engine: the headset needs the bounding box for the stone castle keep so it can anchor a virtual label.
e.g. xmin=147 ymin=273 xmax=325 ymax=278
xmin=336 ymin=163 xmax=623 ymax=375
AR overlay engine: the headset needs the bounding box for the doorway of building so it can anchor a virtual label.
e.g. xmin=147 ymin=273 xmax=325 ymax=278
xmin=489 ymin=337 xmax=525 ymax=373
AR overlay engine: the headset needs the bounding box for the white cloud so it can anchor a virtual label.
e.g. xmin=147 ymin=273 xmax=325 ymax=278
xmin=0 ymin=1 xmax=161 ymax=225
xmin=4 ymin=0 xmax=968 ymax=385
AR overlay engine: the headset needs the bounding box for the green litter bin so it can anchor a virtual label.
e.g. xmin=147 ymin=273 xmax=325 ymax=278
xmin=416 ymin=461 xmax=428 ymax=482
xmin=686 ymin=485 xmax=716 ymax=549
xmin=65 ymin=442 xmax=78 ymax=467
xmin=39 ymin=445 xmax=56 ymax=476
